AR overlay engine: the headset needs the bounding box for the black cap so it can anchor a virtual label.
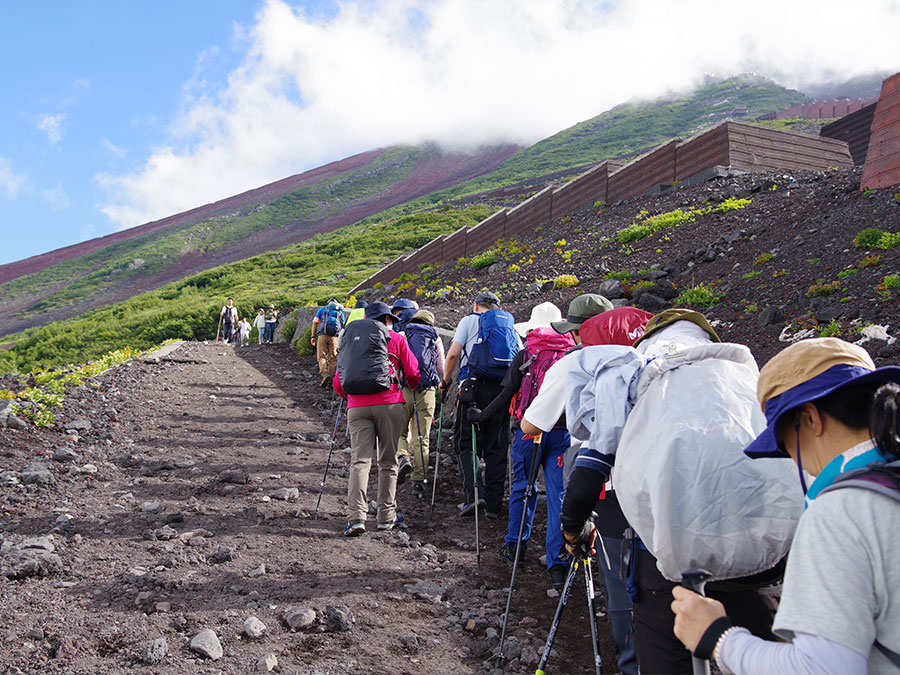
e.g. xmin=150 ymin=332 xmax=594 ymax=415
xmin=474 ymin=291 xmax=500 ymax=305
xmin=364 ymin=301 xmax=394 ymax=323
xmin=355 ymin=300 xmax=368 ymax=308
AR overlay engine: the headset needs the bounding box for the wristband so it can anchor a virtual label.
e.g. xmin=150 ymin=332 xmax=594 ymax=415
xmin=562 ymin=530 xmax=582 ymax=545
xmin=694 ymin=616 xmax=733 ymax=660
xmin=713 ymin=626 xmax=741 ymax=668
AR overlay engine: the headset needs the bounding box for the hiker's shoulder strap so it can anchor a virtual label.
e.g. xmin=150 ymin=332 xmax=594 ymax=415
xmin=818 ymin=460 xmax=900 ymax=504
xmin=876 ymin=641 xmax=900 ymax=668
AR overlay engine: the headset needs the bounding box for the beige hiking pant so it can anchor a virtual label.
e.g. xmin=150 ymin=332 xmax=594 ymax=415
xmin=316 ymin=334 xmax=338 ymax=378
xmin=346 ymin=403 xmax=404 ymax=525
xmin=397 ymin=387 xmax=435 ymax=482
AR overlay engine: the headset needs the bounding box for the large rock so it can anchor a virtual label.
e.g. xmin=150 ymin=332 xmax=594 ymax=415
xmin=143 ymin=637 xmax=168 ymax=665
xmin=189 ymin=629 xmax=223 ymax=660
xmin=404 ymin=580 xmax=446 ymax=603
xmin=217 ymin=468 xmax=250 ymax=484
xmin=243 ymin=616 xmax=267 ymax=638
xmin=597 ymin=280 xmax=625 ymax=299
xmin=758 ymin=306 xmax=786 ymax=327
xmin=324 ymin=604 xmax=353 ymax=632
xmin=635 ymin=292 xmax=667 ymax=313
xmin=283 ymin=607 xmax=317 ymax=631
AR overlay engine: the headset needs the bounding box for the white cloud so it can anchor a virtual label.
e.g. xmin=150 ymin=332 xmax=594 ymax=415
xmin=0 ymin=157 xmax=27 ymax=197
xmin=42 ymin=183 xmax=71 ymax=210
xmin=101 ymin=138 xmax=127 ymax=159
xmin=100 ymin=0 xmax=900 ymax=229
xmin=37 ymin=113 xmax=66 ymax=145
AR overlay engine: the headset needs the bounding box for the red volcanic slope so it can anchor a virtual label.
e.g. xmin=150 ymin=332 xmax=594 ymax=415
xmin=0 ymin=148 xmax=384 ymax=285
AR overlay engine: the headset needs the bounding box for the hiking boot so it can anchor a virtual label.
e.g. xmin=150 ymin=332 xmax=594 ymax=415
xmin=411 ymin=481 xmax=425 ymax=498
xmin=397 ymin=456 xmax=413 ymax=486
xmin=458 ymin=498 xmax=486 ymax=517
xmin=342 ymin=521 xmax=365 ymax=537
xmin=377 ymin=512 xmax=407 ymax=531
xmin=319 ymin=376 xmax=329 ymax=388
xmin=499 ymin=543 xmax=527 ymax=567
xmin=549 ymin=565 xmax=567 ymax=592
xmin=485 ymin=509 xmax=501 ymax=520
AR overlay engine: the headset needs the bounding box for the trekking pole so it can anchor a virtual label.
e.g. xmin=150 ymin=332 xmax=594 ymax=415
xmin=535 ymin=555 xmax=580 ymax=675
xmin=495 ymin=432 xmax=543 ymax=668
xmin=472 ymin=421 xmax=481 ymax=574
xmin=429 ymin=398 xmax=444 ymax=520
xmin=215 ymin=314 xmax=222 ymax=342
xmin=411 ymin=390 xmax=428 ymax=496
xmin=682 ymin=569 xmax=713 ymax=675
xmin=313 ymin=398 xmax=344 ymax=520
xmin=583 ymin=554 xmax=603 ymax=675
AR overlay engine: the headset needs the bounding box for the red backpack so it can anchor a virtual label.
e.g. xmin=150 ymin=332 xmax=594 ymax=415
xmin=512 ymin=327 xmax=576 ymax=420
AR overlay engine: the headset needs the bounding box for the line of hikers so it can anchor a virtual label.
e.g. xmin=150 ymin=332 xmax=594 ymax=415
xmin=319 ymin=289 xmax=899 ymax=675
xmin=217 ymin=298 xmax=279 ymax=345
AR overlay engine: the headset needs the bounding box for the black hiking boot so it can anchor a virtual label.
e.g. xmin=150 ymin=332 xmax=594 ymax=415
xmin=397 ymin=456 xmax=413 ymax=486
xmin=411 ymin=481 xmax=425 ymax=498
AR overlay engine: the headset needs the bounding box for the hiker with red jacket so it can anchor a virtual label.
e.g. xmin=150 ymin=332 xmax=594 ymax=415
xmin=333 ymin=301 xmax=420 ymax=537
xmin=466 ymin=301 xmax=574 ymax=590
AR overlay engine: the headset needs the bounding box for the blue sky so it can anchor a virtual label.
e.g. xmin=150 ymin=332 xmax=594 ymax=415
xmin=1 ymin=0 xmax=899 ymax=266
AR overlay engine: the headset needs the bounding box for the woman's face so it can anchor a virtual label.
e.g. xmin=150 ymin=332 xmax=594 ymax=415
xmin=777 ymin=413 xmax=801 ymax=462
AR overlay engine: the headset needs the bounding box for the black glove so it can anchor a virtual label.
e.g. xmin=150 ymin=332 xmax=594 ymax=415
xmin=466 ymin=407 xmax=485 ymax=423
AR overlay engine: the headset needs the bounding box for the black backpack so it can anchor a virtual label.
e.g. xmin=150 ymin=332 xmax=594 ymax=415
xmin=405 ymin=322 xmax=439 ymax=391
xmin=337 ymin=320 xmax=395 ymax=395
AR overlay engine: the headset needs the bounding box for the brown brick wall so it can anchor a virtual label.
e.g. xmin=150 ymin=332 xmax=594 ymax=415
xmin=862 ymin=72 xmax=900 ymax=190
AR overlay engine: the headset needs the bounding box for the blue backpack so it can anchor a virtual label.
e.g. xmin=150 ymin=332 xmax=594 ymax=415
xmin=323 ymin=304 xmax=343 ymax=336
xmin=465 ymin=309 xmax=518 ymax=382
xmin=405 ymin=322 xmax=440 ymax=391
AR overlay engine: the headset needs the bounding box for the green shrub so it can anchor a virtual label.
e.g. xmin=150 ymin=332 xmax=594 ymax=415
xmin=817 ymin=320 xmax=842 ymax=338
xmin=471 ymin=253 xmax=498 ymax=270
xmin=554 ymin=274 xmax=580 ymax=289
xmin=806 ymin=279 xmax=841 ymax=297
xmin=295 ymin=325 xmax=314 ymax=356
xmin=604 ymin=271 xmax=631 ymax=282
xmin=742 ymin=270 xmax=761 ymax=279
xmin=859 ymin=254 xmax=882 ymax=269
xmin=753 ymin=252 xmax=774 ymax=265
xmin=854 ymin=228 xmax=900 ymax=250
xmin=279 ymin=316 xmax=298 ymax=343
xmin=674 ymin=283 xmax=724 ymax=307
xmin=837 ymin=268 xmax=858 ymax=279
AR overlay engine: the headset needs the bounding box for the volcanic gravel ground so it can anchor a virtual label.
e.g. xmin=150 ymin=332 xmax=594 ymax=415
xmin=0 ymin=341 xmax=616 ymax=674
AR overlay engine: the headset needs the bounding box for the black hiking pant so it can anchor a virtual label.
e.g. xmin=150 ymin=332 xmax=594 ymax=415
xmin=632 ymin=546 xmax=783 ymax=674
xmin=454 ymin=379 xmax=508 ymax=514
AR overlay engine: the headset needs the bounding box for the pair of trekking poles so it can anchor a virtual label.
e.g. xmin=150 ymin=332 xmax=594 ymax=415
xmin=489 ymin=431 xmax=603 ymax=674
xmin=314 ymin=393 xmax=445 ymax=521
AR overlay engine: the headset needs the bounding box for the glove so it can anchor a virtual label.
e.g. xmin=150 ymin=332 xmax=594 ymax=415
xmin=562 ymin=520 xmax=597 ymax=559
xmin=465 ymin=407 xmax=485 ymax=423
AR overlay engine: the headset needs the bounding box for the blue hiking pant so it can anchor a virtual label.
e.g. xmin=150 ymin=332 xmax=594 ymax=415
xmin=505 ymin=427 xmax=568 ymax=570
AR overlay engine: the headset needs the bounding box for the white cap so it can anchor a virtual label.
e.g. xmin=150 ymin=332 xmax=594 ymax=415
xmin=514 ymin=302 xmax=563 ymax=337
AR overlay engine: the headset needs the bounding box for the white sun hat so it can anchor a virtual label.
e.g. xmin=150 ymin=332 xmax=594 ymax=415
xmin=514 ymin=302 xmax=563 ymax=337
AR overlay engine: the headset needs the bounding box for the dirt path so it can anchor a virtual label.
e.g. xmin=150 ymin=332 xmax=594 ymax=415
xmin=0 ymin=341 xmax=615 ymax=674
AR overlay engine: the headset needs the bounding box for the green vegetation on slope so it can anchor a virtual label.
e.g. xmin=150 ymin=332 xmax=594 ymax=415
xmin=0 ymin=204 xmax=495 ymax=374
xmin=0 ymin=145 xmax=429 ymax=317
xmin=363 ymin=75 xmax=806 ymax=222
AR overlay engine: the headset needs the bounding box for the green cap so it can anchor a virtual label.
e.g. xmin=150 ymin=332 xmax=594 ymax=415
xmin=633 ymin=308 xmax=720 ymax=346
xmin=551 ymin=294 xmax=614 ymax=334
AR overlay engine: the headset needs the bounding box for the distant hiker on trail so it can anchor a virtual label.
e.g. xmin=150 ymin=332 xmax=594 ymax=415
xmin=443 ymin=291 xmax=521 ymax=518
xmin=238 ymin=317 xmax=251 ymax=347
xmin=672 ymin=337 xmax=900 ymax=675
xmin=254 ymin=309 xmax=266 ymax=344
xmin=219 ymin=298 xmax=238 ymax=343
xmin=396 ymin=309 xmax=445 ymax=497
xmin=333 ymin=301 xmax=420 ymax=537
xmin=465 ymin=301 xmax=576 ymax=591
xmin=264 ymin=304 xmax=278 ymax=344
xmin=312 ymin=300 xmax=344 ymax=387
xmin=391 ymin=298 xmax=418 ymax=333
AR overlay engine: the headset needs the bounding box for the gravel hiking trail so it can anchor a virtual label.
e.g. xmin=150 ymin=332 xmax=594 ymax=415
xmin=1 ymin=341 xmax=615 ymax=674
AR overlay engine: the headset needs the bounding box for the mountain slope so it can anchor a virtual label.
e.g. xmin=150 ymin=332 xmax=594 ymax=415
xmin=0 ymin=143 xmax=519 ymax=337
xmin=362 ymin=75 xmax=807 ymax=221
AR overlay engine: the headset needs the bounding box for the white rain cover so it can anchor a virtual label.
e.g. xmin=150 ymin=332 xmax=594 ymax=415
xmin=614 ymin=343 xmax=803 ymax=582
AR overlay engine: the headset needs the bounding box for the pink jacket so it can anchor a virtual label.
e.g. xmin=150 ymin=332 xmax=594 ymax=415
xmin=333 ymin=331 xmax=420 ymax=408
